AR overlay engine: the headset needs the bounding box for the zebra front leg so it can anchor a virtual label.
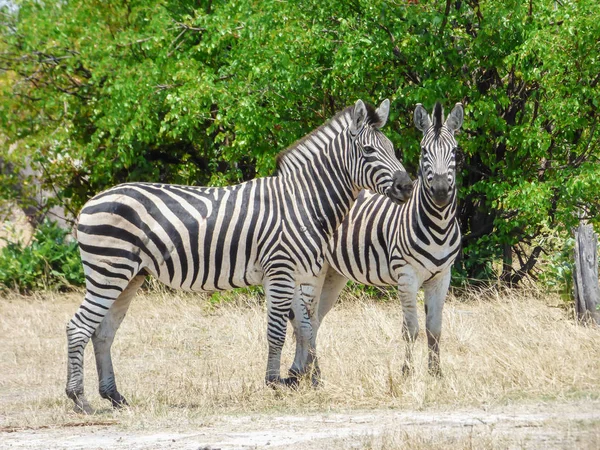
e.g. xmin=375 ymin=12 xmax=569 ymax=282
xmin=288 ymin=283 xmax=318 ymax=386
xmin=423 ymin=271 xmax=451 ymax=377
xmin=263 ymin=274 xmax=295 ymax=387
xmin=398 ymin=276 xmax=419 ymax=376
xmin=310 ymin=265 xmax=349 ymax=385
xmin=288 ymin=265 xmax=347 ymax=387
xmin=92 ymin=275 xmax=145 ymax=408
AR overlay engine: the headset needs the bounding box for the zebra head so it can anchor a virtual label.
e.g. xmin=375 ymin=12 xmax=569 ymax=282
xmin=349 ymin=99 xmax=413 ymax=205
xmin=413 ymin=102 xmax=464 ymax=208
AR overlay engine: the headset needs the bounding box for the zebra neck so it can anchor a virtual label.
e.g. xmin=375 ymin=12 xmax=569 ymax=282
xmin=280 ymin=148 xmax=356 ymax=234
xmin=413 ymin=178 xmax=457 ymax=231
xmin=275 ymin=111 xmax=357 ymax=234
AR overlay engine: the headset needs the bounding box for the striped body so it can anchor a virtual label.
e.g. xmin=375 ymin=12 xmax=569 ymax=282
xmin=66 ymin=99 xmax=412 ymax=413
xmin=78 ymin=177 xmax=331 ymax=294
xmin=326 ymin=184 xmax=460 ymax=288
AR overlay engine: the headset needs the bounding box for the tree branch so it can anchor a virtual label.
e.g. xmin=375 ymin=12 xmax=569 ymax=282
xmin=438 ymin=0 xmax=452 ymax=36
xmin=500 ymin=245 xmax=543 ymax=286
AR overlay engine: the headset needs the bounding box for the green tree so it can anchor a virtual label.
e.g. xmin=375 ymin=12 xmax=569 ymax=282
xmin=1 ymin=0 xmax=599 ymax=286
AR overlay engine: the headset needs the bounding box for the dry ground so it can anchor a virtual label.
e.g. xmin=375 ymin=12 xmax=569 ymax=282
xmin=1 ymin=288 xmax=599 ymax=449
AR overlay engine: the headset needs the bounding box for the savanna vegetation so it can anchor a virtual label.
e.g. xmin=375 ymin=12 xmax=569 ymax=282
xmin=0 ymin=0 xmax=599 ymax=292
xmin=1 ymin=289 xmax=599 ymax=442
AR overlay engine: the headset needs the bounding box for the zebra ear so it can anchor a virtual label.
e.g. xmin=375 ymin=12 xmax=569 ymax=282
xmin=374 ymin=99 xmax=390 ymax=129
xmin=351 ymin=99 xmax=368 ymax=134
xmin=445 ymin=102 xmax=464 ymax=132
xmin=413 ymin=103 xmax=431 ymax=133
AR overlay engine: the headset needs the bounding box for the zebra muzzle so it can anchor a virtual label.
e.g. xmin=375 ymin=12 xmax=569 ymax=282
xmin=430 ymin=174 xmax=452 ymax=207
xmin=387 ymin=170 xmax=413 ymax=205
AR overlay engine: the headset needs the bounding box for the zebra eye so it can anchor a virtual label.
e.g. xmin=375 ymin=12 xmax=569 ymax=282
xmin=363 ymin=145 xmax=377 ymax=154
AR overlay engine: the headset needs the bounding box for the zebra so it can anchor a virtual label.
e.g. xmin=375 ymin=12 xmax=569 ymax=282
xmin=287 ymin=102 xmax=463 ymax=382
xmin=66 ymin=99 xmax=414 ymax=413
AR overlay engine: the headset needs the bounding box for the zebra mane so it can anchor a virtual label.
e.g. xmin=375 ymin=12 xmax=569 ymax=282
xmin=432 ymin=102 xmax=444 ymax=135
xmin=274 ymin=102 xmax=382 ymax=174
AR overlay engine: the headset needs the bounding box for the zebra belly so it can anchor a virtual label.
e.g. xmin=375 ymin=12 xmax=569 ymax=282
xmin=390 ymin=246 xmax=459 ymax=287
xmin=149 ymin=259 xmax=264 ymax=292
xmin=326 ymin=249 xmax=396 ymax=287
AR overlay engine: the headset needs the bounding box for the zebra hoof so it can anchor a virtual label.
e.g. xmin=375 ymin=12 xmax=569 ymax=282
xmin=100 ymin=388 xmax=129 ymax=409
xmin=109 ymin=395 xmax=129 ymax=409
xmin=265 ymin=376 xmax=298 ymax=389
xmin=67 ymin=390 xmax=95 ymax=415
xmin=282 ymin=376 xmax=300 ymax=389
xmin=72 ymin=397 xmax=95 ymax=415
xmin=311 ymin=375 xmax=322 ymax=388
xmin=265 ymin=376 xmax=286 ymax=389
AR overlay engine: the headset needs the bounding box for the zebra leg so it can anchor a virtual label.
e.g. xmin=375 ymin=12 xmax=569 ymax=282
xmin=311 ymin=266 xmax=349 ymax=385
xmin=287 ymin=283 xmax=318 ymax=385
xmin=65 ymin=260 xmax=135 ymax=414
xmin=66 ymin=272 xmax=133 ymax=414
xmin=288 ymin=264 xmax=347 ymax=386
xmin=398 ymin=275 xmax=419 ymax=375
xmin=66 ymin=308 xmax=96 ymax=414
xmin=263 ymin=273 xmax=295 ymax=387
xmin=423 ymin=270 xmax=451 ymax=377
xmin=316 ymin=264 xmax=349 ymax=323
xmin=92 ymin=275 xmax=146 ymax=408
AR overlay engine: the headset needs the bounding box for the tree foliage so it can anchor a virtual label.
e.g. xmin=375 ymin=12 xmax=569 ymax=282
xmin=1 ymin=0 xmax=599 ymax=285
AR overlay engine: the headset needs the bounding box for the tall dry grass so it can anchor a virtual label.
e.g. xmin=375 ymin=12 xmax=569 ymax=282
xmin=0 ymin=286 xmax=598 ymax=429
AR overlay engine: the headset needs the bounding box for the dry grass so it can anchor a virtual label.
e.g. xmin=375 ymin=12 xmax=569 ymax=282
xmin=0 ymin=287 xmax=599 ymax=432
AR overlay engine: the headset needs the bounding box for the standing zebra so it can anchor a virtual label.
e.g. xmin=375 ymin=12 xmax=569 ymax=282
xmin=66 ymin=99 xmax=413 ymax=413
xmin=288 ymin=102 xmax=463 ymax=381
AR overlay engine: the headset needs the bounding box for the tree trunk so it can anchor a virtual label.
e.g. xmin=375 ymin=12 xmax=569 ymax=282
xmin=573 ymin=223 xmax=600 ymax=325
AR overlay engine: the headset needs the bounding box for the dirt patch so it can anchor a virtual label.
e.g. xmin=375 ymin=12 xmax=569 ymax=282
xmin=2 ymin=401 xmax=599 ymax=449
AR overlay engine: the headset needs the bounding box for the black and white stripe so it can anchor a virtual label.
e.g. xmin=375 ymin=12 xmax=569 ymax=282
xmin=65 ymin=99 xmax=413 ymax=413
xmin=288 ymin=102 xmax=464 ymax=380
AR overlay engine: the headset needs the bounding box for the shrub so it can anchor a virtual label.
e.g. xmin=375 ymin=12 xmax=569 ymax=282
xmin=0 ymin=220 xmax=84 ymax=293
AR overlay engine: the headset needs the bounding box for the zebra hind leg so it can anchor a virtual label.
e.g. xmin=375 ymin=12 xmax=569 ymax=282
xmin=66 ymin=273 xmax=134 ymax=414
xmin=92 ymin=275 xmax=146 ymax=408
xmin=310 ymin=266 xmax=349 ymax=386
xmin=66 ymin=312 xmax=95 ymax=414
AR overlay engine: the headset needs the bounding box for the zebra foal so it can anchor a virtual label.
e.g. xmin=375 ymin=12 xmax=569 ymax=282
xmin=66 ymin=99 xmax=413 ymax=413
xmin=289 ymin=102 xmax=463 ymax=380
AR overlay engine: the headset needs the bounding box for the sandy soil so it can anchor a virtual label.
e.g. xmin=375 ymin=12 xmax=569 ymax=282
xmin=2 ymin=400 xmax=599 ymax=449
